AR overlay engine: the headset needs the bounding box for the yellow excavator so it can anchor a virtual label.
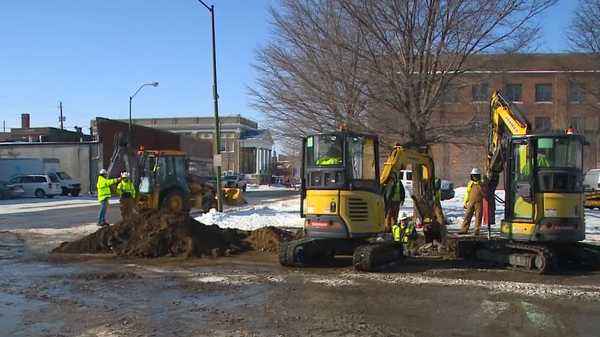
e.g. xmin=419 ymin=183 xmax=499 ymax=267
xmin=279 ymin=132 xmax=445 ymax=271
xmin=456 ymin=91 xmax=587 ymax=273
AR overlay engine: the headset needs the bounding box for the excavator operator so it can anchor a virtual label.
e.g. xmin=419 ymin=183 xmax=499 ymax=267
xmin=459 ymin=168 xmax=484 ymax=236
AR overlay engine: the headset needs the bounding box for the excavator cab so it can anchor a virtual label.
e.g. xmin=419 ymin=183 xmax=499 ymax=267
xmin=301 ymin=132 xmax=384 ymax=239
xmin=503 ymin=134 xmax=585 ymax=242
xmin=137 ymin=150 xmax=192 ymax=213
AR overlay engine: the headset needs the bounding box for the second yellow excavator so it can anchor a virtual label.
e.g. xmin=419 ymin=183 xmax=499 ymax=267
xmin=279 ymin=131 xmax=445 ymax=271
xmin=456 ymin=91 xmax=587 ymax=273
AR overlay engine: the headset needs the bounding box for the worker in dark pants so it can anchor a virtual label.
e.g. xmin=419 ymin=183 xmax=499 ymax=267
xmin=459 ymin=168 xmax=484 ymax=235
xmin=385 ymin=174 xmax=406 ymax=232
xmin=96 ymin=169 xmax=120 ymax=227
xmin=116 ymin=171 xmax=136 ymax=221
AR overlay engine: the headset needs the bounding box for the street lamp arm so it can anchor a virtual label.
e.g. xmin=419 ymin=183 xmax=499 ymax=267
xmin=197 ymin=0 xmax=213 ymax=12
xmin=131 ymin=82 xmax=159 ymax=100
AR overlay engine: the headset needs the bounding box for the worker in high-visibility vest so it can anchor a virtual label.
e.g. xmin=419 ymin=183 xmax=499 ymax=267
xmin=385 ymin=174 xmax=405 ymax=232
xmin=459 ymin=168 xmax=484 ymax=235
xmin=392 ymin=212 xmax=417 ymax=255
xmin=96 ymin=169 xmax=120 ymax=226
xmin=116 ymin=171 xmax=136 ymax=220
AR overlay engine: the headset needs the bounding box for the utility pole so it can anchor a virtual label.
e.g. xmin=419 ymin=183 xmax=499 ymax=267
xmin=2 ymin=120 xmax=5 ymax=133
xmin=59 ymin=101 xmax=65 ymax=130
xmin=197 ymin=0 xmax=224 ymax=212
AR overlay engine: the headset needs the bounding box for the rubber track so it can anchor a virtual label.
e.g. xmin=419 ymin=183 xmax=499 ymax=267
xmin=353 ymin=242 xmax=403 ymax=272
xmin=505 ymin=242 xmax=556 ymax=274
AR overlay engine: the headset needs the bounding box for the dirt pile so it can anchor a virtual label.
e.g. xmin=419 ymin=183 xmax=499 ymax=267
xmin=243 ymin=226 xmax=298 ymax=253
xmin=52 ymin=211 xmax=298 ymax=258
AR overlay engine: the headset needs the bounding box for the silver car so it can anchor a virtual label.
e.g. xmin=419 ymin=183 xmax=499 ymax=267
xmin=7 ymin=174 xmax=62 ymax=198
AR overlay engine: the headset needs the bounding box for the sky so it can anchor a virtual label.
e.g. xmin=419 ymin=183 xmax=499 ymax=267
xmin=0 ymin=0 xmax=580 ymax=133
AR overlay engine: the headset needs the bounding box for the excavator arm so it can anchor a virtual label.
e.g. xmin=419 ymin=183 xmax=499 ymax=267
xmin=380 ymin=145 xmax=445 ymax=243
xmin=484 ymin=91 xmax=530 ymax=226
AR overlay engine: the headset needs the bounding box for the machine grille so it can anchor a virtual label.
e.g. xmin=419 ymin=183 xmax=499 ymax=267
xmin=348 ymin=198 xmax=369 ymax=221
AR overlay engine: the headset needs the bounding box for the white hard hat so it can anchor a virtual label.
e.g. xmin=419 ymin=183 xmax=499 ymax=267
xmin=99 ymin=169 xmax=107 ymax=175
xmin=121 ymin=172 xmax=130 ymax=178
xmin=470 ymin=168 xmax=481 ymax=175
xmin=400 ymin=212 xmax=410 ymax=220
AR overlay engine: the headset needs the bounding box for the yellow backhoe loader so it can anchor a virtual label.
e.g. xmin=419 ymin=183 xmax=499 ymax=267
xmin=107 ymin=133 xmax=244 ymax=214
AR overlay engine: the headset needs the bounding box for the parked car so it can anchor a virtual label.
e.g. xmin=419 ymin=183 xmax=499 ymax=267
xmin=7 ymin=174 xmax=62 ymax=198
xmin=0 ymin=180 xmax=25 ymax=199
xmin=54 ymin=171 xmax=81 ymax=196
xmin=584 ymin=169 xmax=600 ymax=192
xmin=398 ymin=169 xmax=455 ymax=200
xmin=439 ymin=180 xmax=455 ymax=201
xmin=223 ymin=174 xmax=248 ymax=191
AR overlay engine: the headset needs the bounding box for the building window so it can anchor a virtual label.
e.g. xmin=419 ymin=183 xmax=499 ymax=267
xmin=505 ymin=84 xmax=522 ymax=102
xmin=569 ymin=116 xmax=584 ymax=131
xmin=535 ymin=116 xmax=552 ymax=131
xmin=471 ymin=83 xmax=489 ymax=102
xmin=442 ymin=85 xmax=459 ymax=103
xmin=568 ymin=80 xmax=585 ymax=103
xmin=535 ymin=83 xmax=553 ymax=102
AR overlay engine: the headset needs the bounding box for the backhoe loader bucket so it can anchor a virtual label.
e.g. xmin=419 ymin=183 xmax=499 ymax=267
xmin=223 ymin=187 xmax=246 ymax=205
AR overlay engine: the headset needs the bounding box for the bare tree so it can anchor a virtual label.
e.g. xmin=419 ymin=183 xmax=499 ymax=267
xmin=568 ymin=0 xmax=600 ymax=53
xmin=250 ymin=0 xmax=370 ymax=149
xmin=251 ymin=0 xmax=556 ymax=149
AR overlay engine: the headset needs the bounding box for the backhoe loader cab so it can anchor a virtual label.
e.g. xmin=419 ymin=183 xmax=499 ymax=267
xmin=301 ymin=132 xmax=384 ymax=239
xmin=138 ymin=150 xmax=191 ymax=213
xmin=502 ymin=133 xmax=585 ymax=242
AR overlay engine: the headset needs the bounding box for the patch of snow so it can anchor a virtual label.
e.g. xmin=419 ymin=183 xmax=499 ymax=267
xmin=196 ymin=196 xmax=303 ymax=230
xmin=345 ymin=271 xmax=600 ymax=300
xmin=310 ymin=277 xmax=357 ymax=287
xmin=246 ymin=184 xmax=296 ymax=192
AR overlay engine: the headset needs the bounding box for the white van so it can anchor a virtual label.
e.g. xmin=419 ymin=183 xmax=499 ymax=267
xmin=7 ymin=174 xmax=62 ymax=198
xmin=584 ymin=169 xmax=600 ymax=191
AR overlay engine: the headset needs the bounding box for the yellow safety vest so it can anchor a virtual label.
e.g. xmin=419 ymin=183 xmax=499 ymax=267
xmin=317 ymin=157 xmax=341 ymax=166
xmin=97 ymin=175 xmax=117 ymax=202
xmin=117 ymin=179 xmax=136 ymax=198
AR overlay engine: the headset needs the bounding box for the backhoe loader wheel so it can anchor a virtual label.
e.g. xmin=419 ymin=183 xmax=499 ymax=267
xmin=161 ymin=191 xmax=187 ymax=213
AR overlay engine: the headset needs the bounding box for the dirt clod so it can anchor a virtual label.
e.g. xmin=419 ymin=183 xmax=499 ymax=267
xmin=52 ymin=210 xmax=297 ymax=258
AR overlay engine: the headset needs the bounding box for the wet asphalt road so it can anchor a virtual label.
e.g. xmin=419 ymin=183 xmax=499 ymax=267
xmin=3 ymin=188 xmax=600 ymax=336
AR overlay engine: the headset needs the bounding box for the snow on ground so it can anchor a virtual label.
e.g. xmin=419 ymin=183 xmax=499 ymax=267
xmin=196 ymin=195 xmax=304 ymax=230
xmin=0 ymin=196 xmax=119 ymax=215
xmin=246 ymin=184 xmax=297 ymax=192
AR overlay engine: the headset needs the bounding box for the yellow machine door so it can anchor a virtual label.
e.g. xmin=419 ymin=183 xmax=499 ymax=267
xmin=503 ymin=139 xmax=536 ymax=239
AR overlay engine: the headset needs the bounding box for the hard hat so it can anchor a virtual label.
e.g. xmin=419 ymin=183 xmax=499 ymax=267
xmin=400 ymin=212 xmax=410 ymax=220
xmin=121 ymin=172 xmax=130 ymax=178
xmin=470 ymin=168 xmax=481 ymax=175
xmin=99 ymin=169 xmax=107 ymax=175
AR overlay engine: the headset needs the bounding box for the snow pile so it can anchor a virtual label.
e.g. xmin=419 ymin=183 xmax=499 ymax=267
xmin=9 ymin=224 xmax=98 ymax=255
xmin=196 ymin=196 xmax=303 ymax=230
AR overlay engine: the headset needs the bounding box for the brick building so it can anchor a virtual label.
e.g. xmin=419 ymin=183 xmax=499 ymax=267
xmin=426 ymin=54 xmax=600 ymax=185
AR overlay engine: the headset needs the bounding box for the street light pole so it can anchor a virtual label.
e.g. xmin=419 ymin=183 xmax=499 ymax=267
xmin=128 ymin=82 xmax=159 ymax=146
xmin=197 ymin=0 xmax=224 ymax=212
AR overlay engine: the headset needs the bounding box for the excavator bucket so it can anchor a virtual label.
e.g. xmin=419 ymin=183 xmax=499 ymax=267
xmin=223 ymin=187 xmax=246 ymax=205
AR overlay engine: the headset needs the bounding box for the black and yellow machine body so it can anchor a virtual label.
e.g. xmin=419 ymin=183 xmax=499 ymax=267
xmin=459 ymin=91 xmax=589 ymax=273
xmin=300 ymin=132 xmax=385 ymax=241
xmin=280 ymin=132 xmax=446 ymax=271
xmin=500 ymin=134 xmax=585 ymax=243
